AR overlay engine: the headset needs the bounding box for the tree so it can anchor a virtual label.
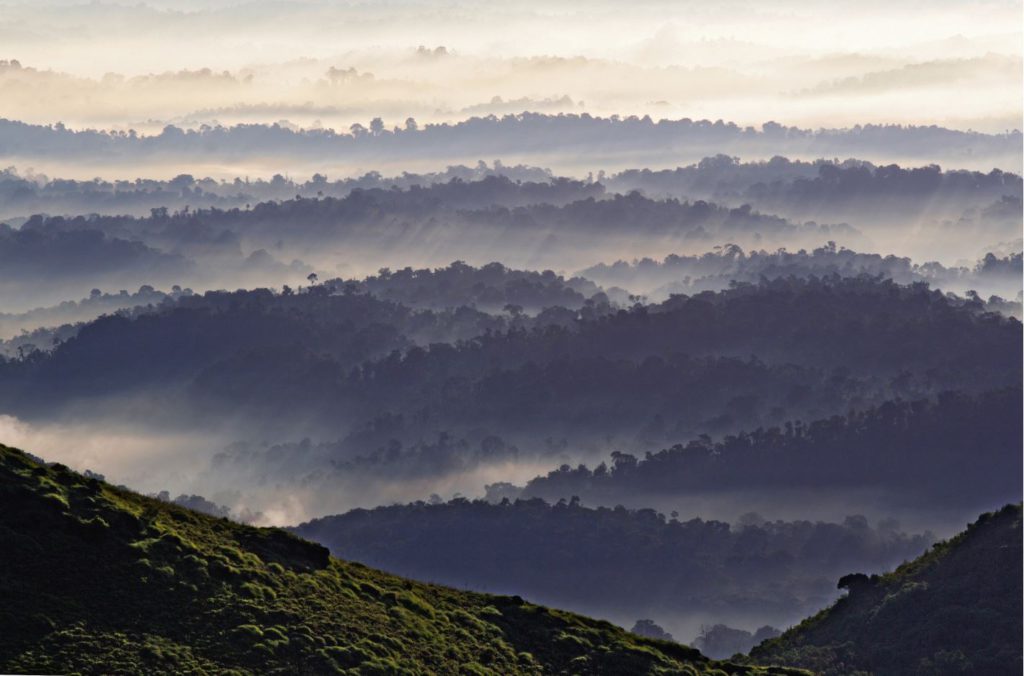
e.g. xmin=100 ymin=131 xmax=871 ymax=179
xmin=631 ymin=620 xmax=674 ymax=642
xmin=837 ymin=573 xmax=872 ymax=593
xmin=16 ymin=344 xmax=39 ymax=360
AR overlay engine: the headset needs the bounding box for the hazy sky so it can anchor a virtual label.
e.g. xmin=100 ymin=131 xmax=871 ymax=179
xmin=0 ymin=0 xmax=1019 ymax=133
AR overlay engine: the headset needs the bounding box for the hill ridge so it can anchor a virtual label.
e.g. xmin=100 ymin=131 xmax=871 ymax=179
xmin=0 ymin=442 xmax=806 ymax=675
xmin=749 ymin=504 xmax=1023 ymax=675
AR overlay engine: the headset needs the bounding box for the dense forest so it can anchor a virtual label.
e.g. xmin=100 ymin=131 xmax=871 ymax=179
xmin=610 ymin=156 xmax=1020 ymax=200
xmin=2 ymin=177 xmax=856 ymax=308
xmin=0 ymin=266 xmax=1016 ymax=532
xmin=294 ymin=496 xmax=934 ymax=643
xmin=3 ymin=158 xmax=1018 ymax=231
xmin=749 ymin=505 xmax=1022 ymax=675
xmin=2 ymin=275 xmax=1017 ymax=449
xmin=0 ymin=164 xmax=576 ymax=220
xmin=516 ymin=388 xmax=1022 ymax=510
xmin=579 ymin=243 xmax=1022 ymax=307
xmin=0 ymin=285 xmax=190 ymax=347
xmin=333 ymin=261 xmax=607 ymax=313
xmin=4 ymin=162 xmax=1019 ymax=312
xmin=14 ymin=182 xmax=826 ymax=251
xmin=0 ymin=222 xmax=193 ymax=303
xmin=1 ymin=443 xmax=805 ymax=675
xmin=609 ymin=156 xmax=1021 ymax=225
xmin=0 ymin=260 xmax=606 ymax=349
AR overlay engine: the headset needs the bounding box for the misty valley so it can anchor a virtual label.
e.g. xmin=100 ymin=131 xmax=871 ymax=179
xmin=0 ymin=2 xmax=1021 ymax=675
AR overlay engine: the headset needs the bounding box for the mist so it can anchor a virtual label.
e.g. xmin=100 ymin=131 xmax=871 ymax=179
xmin=1 ymin=266 xmax=1016 ymax=533
xmin=0 ymin=1 xmax=1019 ymax=135
xmin=1 ymin=116 xmax=1020 ymax=185
xmin=0 ymin=2 xmax=1020 ymax=668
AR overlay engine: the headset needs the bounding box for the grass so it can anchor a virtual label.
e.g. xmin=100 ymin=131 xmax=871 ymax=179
xmin=0 ymin=443 xmax=809 ymax=676
xmin=748 ymin=504 xmax=1022 ymax=676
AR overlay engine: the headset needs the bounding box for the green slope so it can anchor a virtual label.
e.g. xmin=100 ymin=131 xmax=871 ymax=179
xmin=0 ymin=444 xmax=805 ymax=676
xmin=749 ymin=504 xmax=1023 ymax=676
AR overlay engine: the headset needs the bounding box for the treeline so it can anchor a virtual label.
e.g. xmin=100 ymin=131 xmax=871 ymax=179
xmin=0 ymin=276 xmax=1017 ymax=468
xmin=517 ymin=388 xmax=1022 ymax=507
xmin=0 ymin=285 xmax=190 ymax=345
xmin=608 ymin=156 xmax=1023 ymax=246
xmin=0 ymin=222 xmax=188 ymax=289
xmin=19 ymin=184 xmax=818 ymax=249
xmin=610 ymin=155 xmax=1020 ymax=205
xmin=749 ymin=505 xmax=1022 ymax=675
xmin=579 ymin=243 xmax=1022 ymax=309
xmin=5 ymin=157 xmax=1018 ymax=226
xmin=0 ymin=163 xmax=562 ymax=218
xmin=293 ymin=496 xmax=934 ymax=633
xmin=3 ymin=184 xmax=847 ymax=311
xmin=0 ymin=217 xmax=305 ymax=313
xmin=0 ymin=261 xmax=608 ymax=351
xmin=330 ymin=260 xmax=608 ymax=313
xmin=10 ymin=164 xmax=1019 ymax=310
xmin=1 ymin=114 xmax=1018 ymax=167
xmin=4 ymin=180 xmax=836 ymax=303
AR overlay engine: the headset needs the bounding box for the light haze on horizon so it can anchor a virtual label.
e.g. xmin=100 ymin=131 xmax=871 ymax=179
xmin=0 ymin=0 xmax=1019 ymax=136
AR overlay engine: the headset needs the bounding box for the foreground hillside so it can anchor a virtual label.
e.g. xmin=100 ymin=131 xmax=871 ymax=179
xmin=0 ymin=444 xmax=804 ymax=675
xmin=750 ymin=505 xmax=1022 ymax=676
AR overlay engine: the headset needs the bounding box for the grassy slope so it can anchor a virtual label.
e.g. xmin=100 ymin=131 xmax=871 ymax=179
xmin=749 ymin=504 xmax=1022 ymax=676
xmin=0 ymin=443 xmax=807 ymax=676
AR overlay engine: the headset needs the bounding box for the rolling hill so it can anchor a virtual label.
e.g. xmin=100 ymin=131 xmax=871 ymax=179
xmin=0 ymin=443 xmax=806 ymax=675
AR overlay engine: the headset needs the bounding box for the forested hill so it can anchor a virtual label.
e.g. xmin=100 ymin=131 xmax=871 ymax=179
xmin=749 ymin=505 xmax=1023 ymax=676
xmin=293 ymin=498 xmax=934 ymax=636
xmin=3 ymin=276 xmax=1018 ymax=425
xmin=4 ymin=115 xmax=1016 ymax=168
xmin=519 ymin=387 xmax=1023 ymax=508
xmin=0 ymin=275 xmax=1017 ymax=506
xmin=0 ymin=443 xmax=809 ymax=675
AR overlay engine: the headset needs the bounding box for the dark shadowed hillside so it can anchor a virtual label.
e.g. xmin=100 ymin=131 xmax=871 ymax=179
xmin=0 ymin=275 xmax=1017 ymax=523
xmin=749 ymin=505 xmax=1023 ymax=676
xmin=16 ymin=183 xmax=835 ymax=276
xmin=4 ymin=276 xmax=1018 ymax=434
xmin=0 ymin=443 xmax=809 ymax=676
xmin=607 ymin=157 xmax=1022 ymax=234
xmin=0 ymin=165 xmax=582 ymax=220
xmin=577 ymin=244 xmax=1023 ymax=308
xmin=519 ymin=388 xmax=1023 ymax=510
xmin=293 ymin=497 xmax=934 ymax=640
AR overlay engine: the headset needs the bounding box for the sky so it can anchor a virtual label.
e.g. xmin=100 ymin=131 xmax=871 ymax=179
xmin=0 ymin=0 xmax=1019 ymax=134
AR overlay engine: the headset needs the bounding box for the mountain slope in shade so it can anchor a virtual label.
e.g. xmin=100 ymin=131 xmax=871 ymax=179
xmin=0 ymin=443 xmax=807 ymax=676
xmin=749 ymin=504 xmax=1022 ymax=676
